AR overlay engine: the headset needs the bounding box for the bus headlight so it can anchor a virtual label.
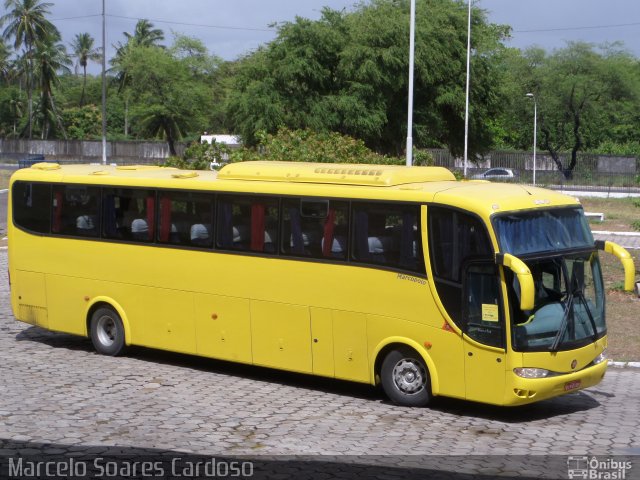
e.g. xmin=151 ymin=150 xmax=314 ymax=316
xmin=513 ymin=367 xmax=550 ymax=378
xmin=593 ymin=349 xmax=607 ymax=365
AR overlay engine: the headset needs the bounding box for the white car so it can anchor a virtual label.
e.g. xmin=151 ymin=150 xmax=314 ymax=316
xmin=472 ymin=168 xmax=516 ymax=180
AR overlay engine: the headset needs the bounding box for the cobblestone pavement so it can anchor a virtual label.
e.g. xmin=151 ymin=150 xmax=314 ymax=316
xmin=0 ymin=249 xmax=639 ymax=479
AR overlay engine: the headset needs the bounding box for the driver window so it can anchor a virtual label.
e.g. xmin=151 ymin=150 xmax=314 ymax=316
xmin=464 ymin=264 xmax=504 ymax=348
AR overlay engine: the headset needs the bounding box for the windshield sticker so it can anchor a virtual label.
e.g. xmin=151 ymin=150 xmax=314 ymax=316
xmin=482 ymin=304 xmax=499 ymax=322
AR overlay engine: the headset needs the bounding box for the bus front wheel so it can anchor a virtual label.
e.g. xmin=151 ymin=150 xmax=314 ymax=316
xmin=381 ymin=348 xmax=431 ymax=407
xmin=90 ymin=307 xmax=126 ymax=356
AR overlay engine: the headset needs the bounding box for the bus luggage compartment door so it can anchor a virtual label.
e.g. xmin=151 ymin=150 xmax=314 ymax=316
xmin=250 ymin=300 xmax=312 ymax=374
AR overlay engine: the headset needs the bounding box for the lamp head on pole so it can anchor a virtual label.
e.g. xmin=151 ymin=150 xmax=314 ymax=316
xmin=525 ymin=92 xmax=535 ymax=99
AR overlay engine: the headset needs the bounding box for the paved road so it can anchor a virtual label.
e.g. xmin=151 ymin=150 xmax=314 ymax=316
xmin=0 ymin=251 xmax=638 ymax=479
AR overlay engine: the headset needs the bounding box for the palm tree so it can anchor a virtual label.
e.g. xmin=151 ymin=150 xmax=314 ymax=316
xmin=0 ymin=0 xmax=59 ymax=138
xmin=8 ymin=93 xmax=24 ymax=136
xmin=111 ymin=19 xmax=165 ymax=136
xmin=124 ymin=19 xmax=164 ymax=48
xmin=0 ymin=37 xmax=11 ymax=82
xmin=33 ymin=36 xmax=71 ymax=138
xmin=70 ymin=32 xmax=101 ymax=106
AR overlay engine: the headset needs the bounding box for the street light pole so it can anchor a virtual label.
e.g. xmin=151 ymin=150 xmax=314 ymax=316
xmin=406 ymin=0 xmax=416 ymax=167
xmin=101 ymin=0 xmax=107 ymax=165
xmin=463 ymin=0 xmax=472 ymax=178
xmin=526 ymin=93 xmax=537 ymax=185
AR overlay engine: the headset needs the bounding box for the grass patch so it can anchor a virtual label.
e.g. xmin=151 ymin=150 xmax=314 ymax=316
xmin=579 ymin=197 xmax=640 ymax=232
xmin=599 ymin=248 xmax=640 ymax=361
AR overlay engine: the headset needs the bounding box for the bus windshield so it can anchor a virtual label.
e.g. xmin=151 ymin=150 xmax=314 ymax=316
xmin=507 ymin=253 xmax=605 ymax=352
xmin=494 ymin=208 xmax=605 ymax=352
xmin=493 ymin=207 xmax=593 ymax=256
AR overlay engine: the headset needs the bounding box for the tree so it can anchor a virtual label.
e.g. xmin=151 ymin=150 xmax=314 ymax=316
xmin=111 ymin=19 xmax=166 ymax=136
xmin=0 ymin=37 xmax=11 ymax=82
xmin=70 ymin=32 xmax=101 ymax=106
xmin=122 ymin=44 xmax=209 ymax=155
xmin=226 ymin=0 xmax=509 ymax=157
xmin=33 ymin=36 xmax=71 ymax=138
xmin=498 ymin=42 xmax=640 ymax=179
xmin=124 ymin=19 xmax=164 ymax=48
xmin=1 ymin=0 xmax=59 ymax=138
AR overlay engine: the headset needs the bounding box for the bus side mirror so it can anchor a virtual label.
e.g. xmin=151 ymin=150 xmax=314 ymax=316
xmin=595 ymin=240 xmax=636 ymax=291
xmin=496 ymin=253 xmax=535 ymax=311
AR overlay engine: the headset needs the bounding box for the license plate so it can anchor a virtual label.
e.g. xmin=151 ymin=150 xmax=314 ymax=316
xmin=564 ymin=380 xmax=581 ymax=391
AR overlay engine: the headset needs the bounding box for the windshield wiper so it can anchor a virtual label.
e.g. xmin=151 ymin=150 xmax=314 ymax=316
xmin=550 ymin=292 xmax=573 ymax=352
xmin=575 ymin=291 xmax=600 ymax=342
xmin=550 ymin=260 xmax=573 ymax=352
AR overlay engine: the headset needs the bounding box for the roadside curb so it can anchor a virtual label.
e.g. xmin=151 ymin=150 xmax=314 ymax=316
xmin=0 ymin=189 xmax=8 ymax=194
xmin=592 ymin=230 xmax=640 ymax=237
xmin=608 ymin=360 xmax=640 ymax=369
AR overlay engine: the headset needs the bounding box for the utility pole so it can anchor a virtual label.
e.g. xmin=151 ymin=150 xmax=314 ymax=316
xmin=405 ymin=0 xmax=415 ymax=167
xmin=101 ymin=0 xmax=107 ymax=165
xmin=463 ymin=0 xmax=472 ymax=178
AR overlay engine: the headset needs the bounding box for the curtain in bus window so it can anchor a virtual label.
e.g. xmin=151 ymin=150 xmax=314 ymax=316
xmin=495 ymin=210 xmax=593 ymax=256
xmin=103 ymin=195 xmax=118 ymax=237
xmin=322 ymin=208 xmax=336 ymax=257
xmin=289 ymin=206 xmax=305 ymax=255
xmin=250 ymin=202 xmax=265 ymax=252
xmin=52 ymin=190 xmax=63 ymax=233
xmin=145 ymin=196 xmax=155 ymax=241
xmin=159 ymin=195 xmax=172 ymax=242
xmin=354 ymin=209 xmax=370 ymax=261
xmin=430 ymin=209 xmax=454 ymax=279
xmin=399 ymin=210 xmax=417 ymax=270
xmin=217 ymin=201 xmax=233 ymax=248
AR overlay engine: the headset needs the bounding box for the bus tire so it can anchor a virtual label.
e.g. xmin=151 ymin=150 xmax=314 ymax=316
xmin=381 ymin=348 xmax=431 ymax=407
xmin=90 ymin=307 xmax=126 ymax=356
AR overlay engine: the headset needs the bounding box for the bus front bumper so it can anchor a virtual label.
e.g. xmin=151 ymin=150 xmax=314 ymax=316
xmin=504 ymin=360 xmax=608 ymax=406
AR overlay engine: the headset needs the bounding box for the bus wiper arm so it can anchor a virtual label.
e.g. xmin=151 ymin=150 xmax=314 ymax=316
xmin=550 ymin=293 xmax=573 ymax=352
xmin=576 ymin=292 xmax=599 ymax=342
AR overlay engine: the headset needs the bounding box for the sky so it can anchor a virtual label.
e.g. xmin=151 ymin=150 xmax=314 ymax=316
xmin=11 ymin=0 xmax=640 ymax=73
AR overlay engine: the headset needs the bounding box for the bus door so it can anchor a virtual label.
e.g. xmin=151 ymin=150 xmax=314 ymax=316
xmin=462 ymin=262 xmax=506 ymax=404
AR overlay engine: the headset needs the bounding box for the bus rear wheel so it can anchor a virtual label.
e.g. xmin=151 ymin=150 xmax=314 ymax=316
xmin=381 ymin=348 xmax=431 ymax=407
xmin=90 ymin=307 xmax=126 ymax=356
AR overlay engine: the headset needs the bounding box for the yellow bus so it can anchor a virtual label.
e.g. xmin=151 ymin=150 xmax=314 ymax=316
xmin=8 ymin=161 xmax=635 ymax=407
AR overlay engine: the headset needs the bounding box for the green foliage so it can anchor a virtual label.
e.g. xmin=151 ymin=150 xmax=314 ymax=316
xmin=497 ymin=42 xmax=640 ymax=177
xmin=61 ymin=104 xmax=101 ymax=139
xmin=632 ymin=198 xmax=640 ymax=209
xmin=0 ymin=85 xmax=25 ymax=136
xmin=632 ymin=220 xmax=640 ymax=232
xmin=226 ymin=0 xmax=509 ymax=157
xmin=164 ymin=140 xmax=231 ymax=170
xmin=119 ymin=44 xmax=211 ymax=154
xmin=229 ymin=127 xmax=404 ymax=165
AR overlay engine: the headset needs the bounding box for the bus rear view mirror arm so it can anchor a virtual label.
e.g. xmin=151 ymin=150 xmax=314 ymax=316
xmin=495 ymin=253 xmax=535 ymax=311
xmin=595 ymin=240 xmax=636 ymax=292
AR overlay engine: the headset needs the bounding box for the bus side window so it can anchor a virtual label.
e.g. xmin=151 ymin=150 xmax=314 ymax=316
xmin=281 ymin=199 xmax=348 ymax=260
xmin=351 ymin=203 xmax=423 ymax=273
xmin=102 ymin=188 xmax=155 ymax=242
xmin=216 ymin=196 xmax=278 ymax=254
xmin=463 ymin=263 xmax=504 ymax=348
xmin=51 ymin=185 xmax=101 ymax=238
xmin=158 ymin=191 xmax=213 ymax=248
xmin=12 ymin=181 xmax=52 ymax=234
xmin=428 ymin=206 xmax=493 ymax=329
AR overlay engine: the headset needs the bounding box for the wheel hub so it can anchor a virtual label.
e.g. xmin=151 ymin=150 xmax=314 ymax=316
xmin=392 ymin=359 xmax=426 ymax=394
xmin=96 ymin=316 xmax=116 ymax=346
